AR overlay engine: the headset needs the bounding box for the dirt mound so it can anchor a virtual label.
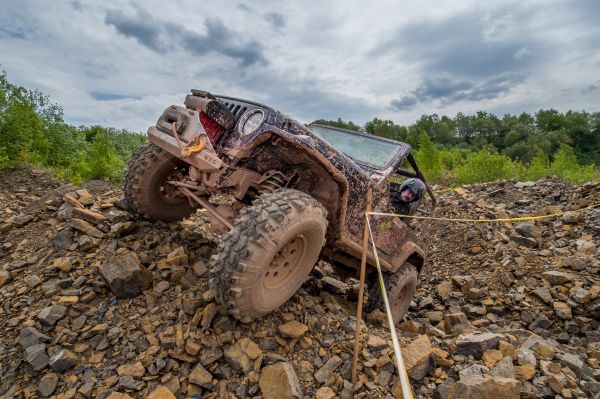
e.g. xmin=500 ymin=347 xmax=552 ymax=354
xmin=0 ymin=167 xmax=598 ymax=398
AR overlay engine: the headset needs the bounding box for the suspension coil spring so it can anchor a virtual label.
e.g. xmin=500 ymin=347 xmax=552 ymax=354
xmin=258 ymin=172 xmax=286 ymax=194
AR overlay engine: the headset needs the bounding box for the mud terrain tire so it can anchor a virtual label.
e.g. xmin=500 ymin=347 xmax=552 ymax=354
xmin=210 ymin=189 xmax=328 ymax=323
xmin=368 ymin=262 xmax=417 ymax=325
xmin=123 ymin=143 xmax=192 ymax=222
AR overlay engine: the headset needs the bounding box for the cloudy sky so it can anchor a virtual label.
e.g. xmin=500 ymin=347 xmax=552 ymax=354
xmin=1 ymin=0 xmax=599 ymax=131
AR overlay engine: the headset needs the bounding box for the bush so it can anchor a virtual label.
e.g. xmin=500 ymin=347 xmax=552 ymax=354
xmin=549 ymin=143 xmax=599 ymax=183
xmin=526 ymin=148 xmax=549 ymax=181
xmin=455 ymin=149 xmax=524 ymax=184
xmin=0 ymin=147 xmax=10 ymax=169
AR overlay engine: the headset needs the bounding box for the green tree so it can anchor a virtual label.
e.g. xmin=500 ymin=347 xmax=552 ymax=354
xmin=527 ymin=147 xmax=549 ymax=180
xmin=414 ymin=131 xmax=443 ymax=181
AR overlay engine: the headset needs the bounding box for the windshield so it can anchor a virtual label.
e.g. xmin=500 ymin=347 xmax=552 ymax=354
xmin=309 ymin=125 xmax=402 ymax=168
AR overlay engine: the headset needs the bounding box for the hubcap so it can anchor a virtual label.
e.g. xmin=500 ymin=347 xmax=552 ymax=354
xmin=263 ymin=235 xmax=307 ymax=289
xmin=159 ymin=168 xmax=185 ymax=201
xmin=392 ymin=285 xmax=409 ymax=315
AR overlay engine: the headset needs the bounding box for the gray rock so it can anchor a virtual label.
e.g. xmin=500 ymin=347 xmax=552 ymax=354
xmin=490 ymin=356 xmax=516 ymax=379
xmin=53 ymin=229 xmax=72 ymax=252
xmin=515 ymin=223 xmax=542 ymax=246
xmin=117 ymin=376 xmax=141 ymax=391
xmin=559 ymin=257 xmax=587 ymax=271
xmin=435 ymin=378 xmax=455 ymax=399
xmin=20 ymin=327 xmax=51 ymax=349
xmin=37 ymin=305 xmax=67 ymax=326
xmin=199 ymin=348 xmax=223 ymax=366
xmin=38 ymin=373 xmax=58 ymax=397
xmin=514 ymin=181 xmax=536 ymax=188
xmin=531 ymin=287 xmax=552 ymax=303
xmin=459 ymin=364 xmax=490 ymax=380
xmin=443 ymin=313 xmax=472 ymax=334
xmin=314 ymin=355 xmax=343 ymax=384
xmin=99 ymin=252 xmax=152 ymax=298
xmin=49 ymin=349 xmax=78 ymax=372
xmin=559 ymin=352 xmax=584 ymax=377
xmin=57 ymin=203 xmax=75 ymax=221
xmin=509 ymin=233 xmax=538 ymax=248
xmin=321 ymin=276 xmax=348 ymax=295
xmin=517 ymin=349 xmax=536 ymax=367
xmin=14 ymin=213 xmax=34 ymax=227
xmin=561 ymin=211 xmax=580 ymax=224
xmin=542 ymin=270 xmax=573 ymax=285
xmin=456 ymin=333 xmax=505 ymax=359
xmin=25 ymin=344 xmax=49 ymax=371
xmin=569 ymin=287 xmax=591 ymax=304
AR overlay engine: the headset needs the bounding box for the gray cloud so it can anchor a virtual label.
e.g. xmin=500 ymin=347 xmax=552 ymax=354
xmin=264 ymin=12 xmax=286 ymax=30
xmin=582 ymin=84 xmax=599 ymax=94
xmin=372 ymin=9 xmax=545 ymax=81
xmin=104 ymin=7 xmax=268 ymax=66
xmin=90 ymin=92 xmax=138 ymax=101
xmin=391 ymin=73 xmax=523 ymax=110
xmin=237 ymin=3 xmax=253 ymax=13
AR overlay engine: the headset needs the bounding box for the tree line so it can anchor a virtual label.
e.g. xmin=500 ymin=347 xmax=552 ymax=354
xmin=1 ymin=71 xmax=598 ymax=185
xmin=311 ymin=111 xmax=600 ymax=184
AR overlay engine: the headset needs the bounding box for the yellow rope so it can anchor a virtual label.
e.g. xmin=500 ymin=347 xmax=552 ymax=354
xmin=365 ymin=216 xmax=415 ymax=399
xmin=368 ymin=203 xmax=599 ymax=223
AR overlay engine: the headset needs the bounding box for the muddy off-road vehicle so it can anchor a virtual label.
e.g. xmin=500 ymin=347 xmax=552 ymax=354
xmin=124 ymin=90 xmax=436 ymax=324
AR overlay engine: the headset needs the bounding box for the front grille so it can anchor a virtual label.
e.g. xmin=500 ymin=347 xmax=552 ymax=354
xmin=221 ymin=101 xmax=248 ymax=120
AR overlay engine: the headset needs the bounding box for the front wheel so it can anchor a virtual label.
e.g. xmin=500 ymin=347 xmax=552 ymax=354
xmin=210 ymin=189 xmax=328 ymax=323
xmin=123 ymin=143 xmax=193 ymax=222
xmin=368 ymin=262 xmax=418 ymax=325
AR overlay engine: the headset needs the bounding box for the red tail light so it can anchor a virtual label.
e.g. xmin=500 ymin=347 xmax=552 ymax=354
xmin=199 ymin=111 xmax=224 ymax=144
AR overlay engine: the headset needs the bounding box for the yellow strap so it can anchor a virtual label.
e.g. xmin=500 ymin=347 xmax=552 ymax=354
xmin=368 ymin=203 xmax=599 ymax=223
xmin=181 ymin=136 xmax=206 ymax=158
xmin=365 ymin=216 xmax=415 ymax=399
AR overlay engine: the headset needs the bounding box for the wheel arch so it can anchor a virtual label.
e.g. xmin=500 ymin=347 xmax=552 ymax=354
xmin=233 ymin=130 xmax=350 ymax=241
xmin=392 ymin=241 xmax=426 ymax=274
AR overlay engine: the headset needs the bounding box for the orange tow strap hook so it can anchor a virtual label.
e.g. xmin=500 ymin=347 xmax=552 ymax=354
xmin=181 ymin=137 xmax=206 ymax=158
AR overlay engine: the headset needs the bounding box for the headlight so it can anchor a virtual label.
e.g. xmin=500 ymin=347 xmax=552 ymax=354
xmin=238 ymin=109 xmax=265 ymax=136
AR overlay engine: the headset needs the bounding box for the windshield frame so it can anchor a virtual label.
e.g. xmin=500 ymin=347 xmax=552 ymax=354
xmin=308 ymin=124 xmax=409 ymax=170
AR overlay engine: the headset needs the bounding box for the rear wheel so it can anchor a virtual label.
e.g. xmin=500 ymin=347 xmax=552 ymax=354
xmin=368 ymin=262 xmax=418 ymax=325
xmin=210 ymin=189 xmax=328 ymax=323
xmin=123 ymin=143 xmax=192 ymax=222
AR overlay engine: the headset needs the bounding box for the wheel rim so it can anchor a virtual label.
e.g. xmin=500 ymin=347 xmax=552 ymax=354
xmin=158 ymin=167 xmax=185 ymax=203
xmin=391 ymin=285 xmax=410 ymax=319
xmin=263 ymin=234 xmax=307 ymax=290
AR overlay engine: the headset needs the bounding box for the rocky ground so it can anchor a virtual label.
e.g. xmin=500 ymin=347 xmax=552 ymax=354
xmin=0 ymin=165 xmax=599 ymax=399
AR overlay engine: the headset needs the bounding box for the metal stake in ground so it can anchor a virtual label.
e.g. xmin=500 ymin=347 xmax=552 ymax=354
xmin=351 ymin=186 xmax=373 ymax=385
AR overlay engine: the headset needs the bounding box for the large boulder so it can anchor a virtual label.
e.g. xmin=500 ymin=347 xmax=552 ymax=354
xmin=99 ymin=252 xmax=152 ymax=298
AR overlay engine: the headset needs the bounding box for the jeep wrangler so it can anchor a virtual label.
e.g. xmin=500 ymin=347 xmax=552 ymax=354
xmin=123 ymin=90 xmax=435 ymax=324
